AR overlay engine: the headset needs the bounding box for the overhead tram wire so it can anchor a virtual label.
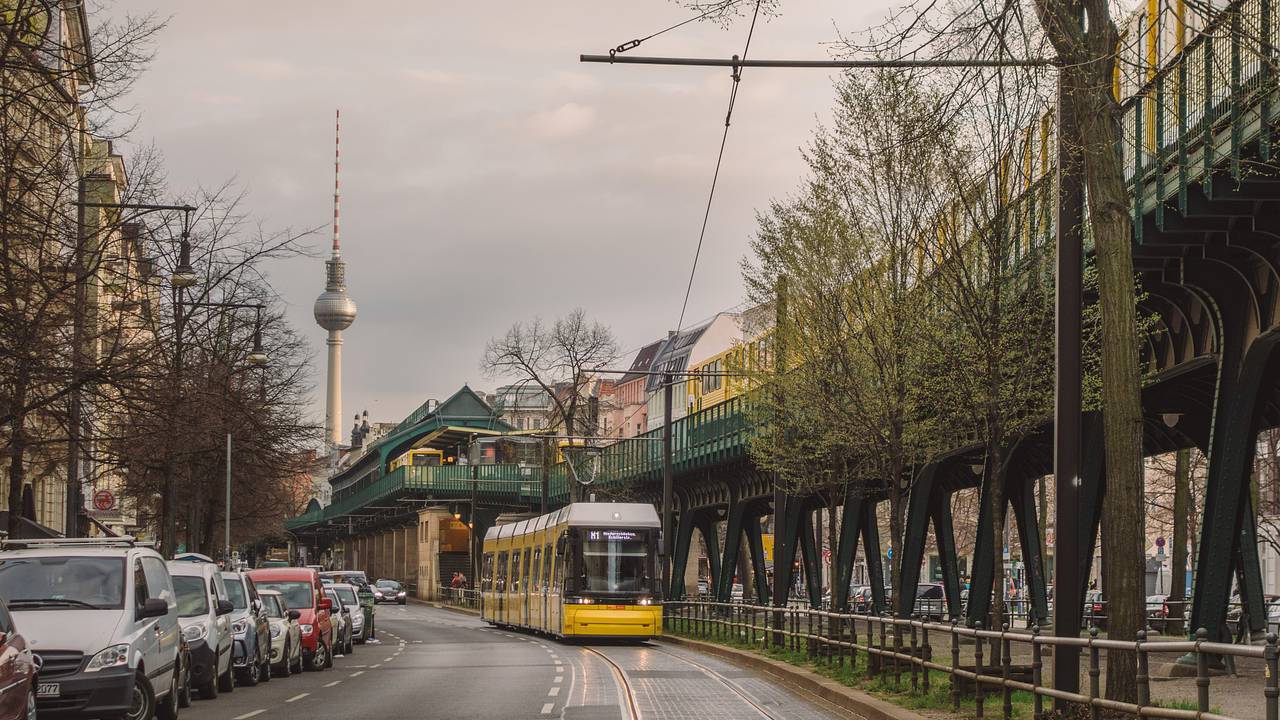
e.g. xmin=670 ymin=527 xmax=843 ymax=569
xmin=607 ymin=0 xmax=746 ymax=58
xmin=675 ymin=0 xmax=763 ymax=334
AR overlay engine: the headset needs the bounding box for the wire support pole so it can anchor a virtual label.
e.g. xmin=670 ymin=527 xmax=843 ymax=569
xmin=661 ymin=372 xmax=675 ymax=599
xmin=580 ymin=55 xmax=1056 ymax=68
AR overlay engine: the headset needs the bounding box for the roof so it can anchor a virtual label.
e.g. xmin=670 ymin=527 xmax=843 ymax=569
xmin=618 ymin=340 xmax=664 ymax=386
xmin=484 ymin=502 xmax=659 ymax=541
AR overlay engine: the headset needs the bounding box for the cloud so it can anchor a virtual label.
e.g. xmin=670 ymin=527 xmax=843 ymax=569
xmin=528 ymin=102 xmax=597 ymax=140
xmin=402 ymin=68 xmax=464 ymax=87
xmin=232 ymin=58 xmax=297 ymax=80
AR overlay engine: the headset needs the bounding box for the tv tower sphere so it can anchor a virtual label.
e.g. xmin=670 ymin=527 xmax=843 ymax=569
xmin=314 ymin=271 xmax=357 ymax=330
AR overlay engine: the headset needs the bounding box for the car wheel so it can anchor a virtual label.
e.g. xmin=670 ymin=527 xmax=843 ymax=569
xmin=200 ymin=666 xmax=218 ymax=700
xmin=156 ymin=671 xmax=179 ymax=720
xmin=24 ymin=687 xmax=35 ymax=720
xmin=259 ymin=647 xmax=272 ymax=683
xmin=239 ymin=652 xmax=260 ymax=687
xmin=178 ymin=659 xmax=192 ymax=708
xmin=124 ymin=671 xmax=156 ymax=720
xmin=218 ymin=656 xmax=235 ymax=693
xmin=398 ymin=598 xmax=406 ymax=605
xmin=308 ymin=642 xmax=329 ymax=672
xmin=291 ymin=646 xmax=303 ymax=674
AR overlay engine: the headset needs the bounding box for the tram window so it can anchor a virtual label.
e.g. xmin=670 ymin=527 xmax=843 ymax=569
xmin=512 ymin=552 xmax=521 ymax=593
xmin=496 ymin=552 xmax=508 ymax=593
xmin=522 ymin=549 xmax=532 ymax=592
xmin=532 ymin=547 xmax=542 ymax=593
xmin=481 ymin=553 xmax=494 ymax=592
xmin=542 ymin=543 xmax=552 ymax=593
xmin=581 ymin=529 xmax=652 ymax=593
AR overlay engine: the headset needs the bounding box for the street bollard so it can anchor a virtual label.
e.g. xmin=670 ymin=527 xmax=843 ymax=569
xmin=1001 ymin=623 xmax=1012 ymax=720
xmin=1196 ymin=627 xmax=1210 ymax=714
xmin=952 ymin=621 xmax=962 ymax=711
xmin=1031 ymin=625 xmax=1043 ymax=720
xmin=974 ymin=622 xmax=985 ymax=720
xmin=1265 ymin=632 xmax=1278 ymax=720
xmin=1089 ymin=627 xmax=1101 ymax=720
xmin=1136 ymin=629 xmax=1150 ymax=710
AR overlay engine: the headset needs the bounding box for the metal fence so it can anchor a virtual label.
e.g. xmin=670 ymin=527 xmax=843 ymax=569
xmin=665 ymin=601 xmax=1280 ymax=720
xmin=438 ymin=586 xmax=481 ymax=611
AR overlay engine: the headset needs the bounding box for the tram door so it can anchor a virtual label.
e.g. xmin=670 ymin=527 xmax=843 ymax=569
xmin=532 ymin=546 xmax=543 ymax=631
xmin=522 ymin=548 xmax=532 ymax=626
xmin=496 ymin=551 xmax=508 ymax=623
xmin=542 ymin=542 xmax=552 ymax=631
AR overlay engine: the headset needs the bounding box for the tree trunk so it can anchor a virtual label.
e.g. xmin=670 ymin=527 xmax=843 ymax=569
xmin=987 ymin=438 xmax=1007 ymax=665
xmin=1073 ymin=70 xmax=1145 ymax=704
xmin=1169 ymin=448 xmax=1190 ymax=634
xmin=6 ymin=423 xmax=24 ymax=538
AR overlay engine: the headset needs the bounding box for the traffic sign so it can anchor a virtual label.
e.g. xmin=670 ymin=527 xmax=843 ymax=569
xmin=92 ymin=489 xmax=114 ymax=512
xmin=1155 ymin=536 xmax=1165 ymax=548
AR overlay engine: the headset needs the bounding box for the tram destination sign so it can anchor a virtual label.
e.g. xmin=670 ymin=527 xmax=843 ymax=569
xmin=588 ymin=529 xmax=639 ymax=542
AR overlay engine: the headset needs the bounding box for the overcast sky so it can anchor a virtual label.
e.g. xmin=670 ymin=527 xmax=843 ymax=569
xmin=109 ymin=0 xmax=894 ymax=427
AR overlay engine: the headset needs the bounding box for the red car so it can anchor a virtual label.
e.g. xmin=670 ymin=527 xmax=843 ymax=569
xmin=246 ymin=568 xmax=334 ymax=671
xmin=0 ymin=597 xmax=37 ymax=719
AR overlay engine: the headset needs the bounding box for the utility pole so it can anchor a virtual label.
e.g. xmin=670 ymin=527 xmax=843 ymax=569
xmin=66 ymin=179 xmax=88 ymax=537
xmin=225 ymin=433 xmax=232 ymax=564
xmin=661 ymin=370 xmax=674 ymax=598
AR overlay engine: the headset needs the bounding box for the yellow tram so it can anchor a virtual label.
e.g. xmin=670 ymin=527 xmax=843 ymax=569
xmin=480 ymin=503 xmax=662 ymax=639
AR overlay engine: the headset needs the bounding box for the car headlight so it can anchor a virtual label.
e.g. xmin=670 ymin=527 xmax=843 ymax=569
xmin=231 ymin=620 xmax=248 ymax=636
xmin=269 ymin=624 xmax=282 ymax=639
xmin=374 ymin=592 xmax=383 ymax=599
xmin=397 ymin=591 xmax=406 ymax=597
xmin=182 ymin=624 xmax=208 ymax=644
xmin=300 ymin=623 xmax=314 ymax=636
xmin=85 ymin=644 xmax=131 ymax=672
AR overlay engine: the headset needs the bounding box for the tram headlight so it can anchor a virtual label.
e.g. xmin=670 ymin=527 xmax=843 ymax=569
xmin=566 ymin=597 xmax=594 ymax=605
xmin=636 ymin=596 xmax=656 ymax=606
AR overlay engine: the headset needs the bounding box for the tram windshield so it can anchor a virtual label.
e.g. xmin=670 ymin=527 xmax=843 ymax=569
xmin=580 ymin=528 xmax=652 ymax=593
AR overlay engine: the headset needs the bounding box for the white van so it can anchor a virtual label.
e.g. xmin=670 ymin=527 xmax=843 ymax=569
xmin=0 ymin=537 xmax=186 ymax=720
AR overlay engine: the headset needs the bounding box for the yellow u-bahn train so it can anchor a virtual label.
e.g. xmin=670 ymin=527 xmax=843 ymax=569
xmin=480 ymin=503 xmax=662 ymax=639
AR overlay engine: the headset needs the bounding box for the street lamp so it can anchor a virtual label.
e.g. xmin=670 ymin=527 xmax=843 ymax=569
xmin=170 ymin=230 xmax=198 ymax=289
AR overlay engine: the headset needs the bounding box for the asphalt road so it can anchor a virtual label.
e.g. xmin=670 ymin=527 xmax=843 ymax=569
xmin=179 ymin=602 xmax=858 ymax=720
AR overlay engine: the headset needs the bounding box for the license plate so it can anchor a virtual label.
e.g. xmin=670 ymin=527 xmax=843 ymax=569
xmin=36 ymin=683 xmax=59 ymax=698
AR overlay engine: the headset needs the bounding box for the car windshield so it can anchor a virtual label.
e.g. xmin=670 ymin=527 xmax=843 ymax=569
xmin=335 ymin=587 xmax=357 ymax=604
xmin=376 ymin=580 xmax=400 ymax=590
xmin=224 ymin=579 xmax=248 ymax=609
xmin=580 ymin=529 xmax=651 ymax=593
xmin=0 ymin=556 xmax=125 ymax=610
xmin=261 ymin=595 xmax=284 ymax=618
xmin=173 ymin=575 xmax=209 ymax=617
xmin=256 ymin=581 xmax=312 ymax=610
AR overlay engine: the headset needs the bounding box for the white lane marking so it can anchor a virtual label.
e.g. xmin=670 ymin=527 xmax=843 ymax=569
xmin=324 ymin=680 xmax=341 ymax=688
xmin=285 ymin=693 xmax=310 ymax=703
xmin=547 ymin=686 xmax=560 ymax=697
xmin=383 ymin=657 xmax=394 ymax=662
xmin=350 ymin=671 xmax=365 ymax=677
xmin=371 ymin=663 xmax=383 ymax=669
xmin=541 ymin=703 xmax=555 ymax=715
xmin=234 ymin=711 xmax=267 ymax=720
xmin=553 ymin=675 xmax=563 ymax=683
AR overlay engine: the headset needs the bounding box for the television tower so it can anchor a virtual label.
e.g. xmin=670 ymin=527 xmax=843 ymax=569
xmin=313 ymin=110 xmax=357 ymax=450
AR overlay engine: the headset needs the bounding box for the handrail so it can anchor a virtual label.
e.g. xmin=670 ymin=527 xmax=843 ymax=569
xmin=665 ymin=600 xmax=1279 ymax=720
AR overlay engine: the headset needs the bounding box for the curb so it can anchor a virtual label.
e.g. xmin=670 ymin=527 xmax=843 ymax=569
xmin=660 ymin=634 xmax=930 ymax=720
xmin=427 ymin=602 xmax=480 ymax=616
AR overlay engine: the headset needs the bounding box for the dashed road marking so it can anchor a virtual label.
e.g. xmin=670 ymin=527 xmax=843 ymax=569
xmin=324 ymin=680 xmax=341 ymax=688
xmin=553 ymin=675 xmax=563 ymax=683
xmin=541 ymin=702 xmax=555 ymax=715
xmin=371 ymin=663 xmax=382 ymax=669
xmin=233 ymin=711 xmax=266 ymax=720
xmin=547 ymin=686 xmax=560 ymax=697
xmin=285 ymin=693 xmax=309 ymax=703
xmin=383 ymin=657 xmax=393 ymax=662
xmin=350 ymin=671 xmax=364 ymax=677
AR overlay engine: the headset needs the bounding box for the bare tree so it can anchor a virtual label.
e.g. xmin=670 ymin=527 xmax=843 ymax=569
xmin=482 ymin=309 xmax=619 ymax=502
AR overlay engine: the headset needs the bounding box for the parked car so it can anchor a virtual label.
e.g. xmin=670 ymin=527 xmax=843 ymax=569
xmin=1146 ymin=594 xmax=1168 ymax=631
xmin=324 ymin=588 xmax=353 ymax=656
xmin=696 ymin=578 xmax=710 ymax=596
xmin=373 ymin=579 xmax=407 ymax=605
xmin=914 ymin=583 xmax=948 ymax=619
xmin=730 ymin=583 xmax=744 ymax=602
xmin=320 ymin=572 xmax=375 ymax=639
xmin=221 ymin=571 xmax=272 ymax=686
xmin=1084 ymin=590 xmax=1107 ymax=630
xmin=168 ymin=558 xmax=235 ymax=699
xmin=258 ymin=590 xmax=302 ymax=677
xmin=248 ymin=567 xmax=334 ymax=671
xmin=0 ymin=595 xmax=39 ymax=720
xmin=329 ymin=583 xmax=366 ymax=644
xmin=0 ymin=537 xmax=184 ymax=720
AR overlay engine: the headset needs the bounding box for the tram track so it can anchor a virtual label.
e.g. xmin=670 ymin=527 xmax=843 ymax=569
xmin=580 ymin=646 xmax=642 ymax=720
